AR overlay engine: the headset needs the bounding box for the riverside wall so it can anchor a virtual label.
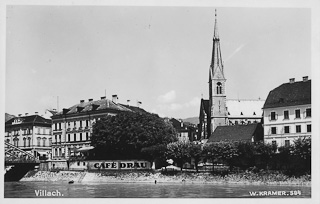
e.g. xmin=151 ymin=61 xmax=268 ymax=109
xmin=20 ymin=170 xmax=311 ymax=186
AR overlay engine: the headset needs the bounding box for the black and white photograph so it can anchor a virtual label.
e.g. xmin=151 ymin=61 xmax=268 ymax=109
xmin=1 ymin=0 xmax=319 ymax=202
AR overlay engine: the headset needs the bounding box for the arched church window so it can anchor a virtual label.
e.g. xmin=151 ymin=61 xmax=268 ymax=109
xmin=216 ymin=82 xmax=222 ymax=94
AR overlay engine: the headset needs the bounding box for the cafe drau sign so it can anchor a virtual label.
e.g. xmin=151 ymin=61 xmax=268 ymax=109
xmin=88 ymin=160 xmax=151 ymax=170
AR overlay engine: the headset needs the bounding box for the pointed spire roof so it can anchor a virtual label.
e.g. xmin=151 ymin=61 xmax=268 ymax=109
xmin=210 ymin=9 xmax=225 ymax=80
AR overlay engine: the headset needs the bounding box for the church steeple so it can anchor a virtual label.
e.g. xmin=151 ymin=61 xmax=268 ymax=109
xmin=209 ymin=9 xmax=228 ymax=134
xmin=210 ymin=9 xmax=225 ymax=81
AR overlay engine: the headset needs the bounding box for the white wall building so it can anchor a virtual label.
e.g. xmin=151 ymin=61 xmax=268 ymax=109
xmin=51 ymin=95 xmax=146 ymax=159
xmin=5 ymin=113 xmax=52 ymax=158
xmin=263 ymin=77 xmax=311 ymax=147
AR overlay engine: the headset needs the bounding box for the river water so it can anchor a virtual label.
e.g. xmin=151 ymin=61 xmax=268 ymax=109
xmin=4 ymin=181 xmax=311 ymax=198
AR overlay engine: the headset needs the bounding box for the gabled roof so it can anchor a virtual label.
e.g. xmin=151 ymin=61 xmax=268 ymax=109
xmin=200 ymin=99 xmax=210 ymax=115
xmin=207 ymin=124 xmax=260 ymax=142
xmin=263 ymin=80 xmax=311 ymax=109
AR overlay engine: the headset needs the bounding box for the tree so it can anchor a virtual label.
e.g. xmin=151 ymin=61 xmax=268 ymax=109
xmin=203 ymin=141 xmax=238 ymax=172
xmin=291 ymin=137 xmax=311 ymax=174
xmin=233 ymin=141 xmax=255 ymax=169
xmin=141 ymin=144 xmax=168 ymax=169
xmin=166 ymin=141 xmax=191 ymax=171
xmin=188 ymin=142 xmax=203 ymax=172
xmin=253 ymin=141 xmax=277 ymax=169
xmin=277 ymin=145 xmax=292 ymax=170
xmin=90 ymin=111 xmax=177 ymax=160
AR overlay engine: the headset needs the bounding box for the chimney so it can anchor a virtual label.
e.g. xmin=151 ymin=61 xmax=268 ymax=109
xmin=80 ymin=100 xmax=85 ymax=103
xmin=63 ymin=108 xmax=70 ymax=115
xmin=35 ymin=112 xmax=38 ymax=115
xmin=137 ymin=101 xmax=142 ymax=108
xmin=88 ymin=99 xmax=93 ymax=102
xmin=303 ymin=76 xmax=308 ymax=82
xmin=25 ymin=113 xmax=28 ymax=116
xmin=289 ymin=78 xmax=295 ymax=84
xmin=101 ymin=96 xmax=106 ymax=100
xmin=127 ymin=100 xmax=131 ymax=106
xmin=112 ymin=95 xmax=118 ymax=104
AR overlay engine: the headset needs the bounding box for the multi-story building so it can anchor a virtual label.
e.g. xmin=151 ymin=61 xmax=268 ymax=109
xmin=51 ymin=95 xmax=145 ymax=159
xmin=169 ymin=118 xmax=197 ymax=142
xmin=198 ymin=11 xmax=264 ymax=142
xmin=5 ymin=113 xmax=52 ymax=158
xmin=263 ymin=77 xmax=311 ymax=147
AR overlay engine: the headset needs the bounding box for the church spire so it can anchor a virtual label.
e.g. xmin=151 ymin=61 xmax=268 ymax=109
xmin=210 ymin=9 xmax=224 ymax=80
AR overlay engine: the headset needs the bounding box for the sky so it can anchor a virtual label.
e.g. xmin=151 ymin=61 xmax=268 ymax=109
xmin=4 ymin=5 xmax=312 ymax=119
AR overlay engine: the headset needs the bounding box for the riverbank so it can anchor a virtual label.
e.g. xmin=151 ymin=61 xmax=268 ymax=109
xmin=20 ymin=170 xmax=311 ymax=186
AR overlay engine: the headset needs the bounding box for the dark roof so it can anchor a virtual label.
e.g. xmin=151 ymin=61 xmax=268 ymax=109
xmin=119 ymin=104 xmax=147 ymax=113
xmin=5 ymin=115 xmax=51 ymax=126
xmin=5 ymin=113 xmax=15 ymax=122
xmin=201 ymin=99 xmax=210 ymax=115
xmin=47 ymin=109 xmax=58 ymax=115
xmin=54 ymin=98 xmax=132 ymax=116
xmin=263 ymin=80 xmax=311 ymax=109
xmin=207 ymin=124 xmax=260 ymax=142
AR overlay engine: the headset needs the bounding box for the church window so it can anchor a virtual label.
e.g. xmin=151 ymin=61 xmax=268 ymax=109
xmin=216 ymin=82 xmax=222 ymax=94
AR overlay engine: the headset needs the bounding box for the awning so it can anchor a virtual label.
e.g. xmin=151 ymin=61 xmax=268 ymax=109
xmin=76 ymin=146 xmax=94 ymax=152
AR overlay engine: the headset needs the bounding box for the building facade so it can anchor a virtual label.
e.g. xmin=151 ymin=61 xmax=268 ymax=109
xmin=169 ymin=118 xmax=197 ymax=142
xmin=51 ymin=95 xmax=145 ymax=159
xmin=263 ymin=77 xmax=311 ymax=147
xmin=5 ymin=113 xmax=52 ymax=158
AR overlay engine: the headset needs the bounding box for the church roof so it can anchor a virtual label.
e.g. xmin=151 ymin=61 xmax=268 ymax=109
xmin=207 ymin=123 xmax=262 ymax=142
xmin=201 ymin=99 xmax=210 ymax=115
xmin=263 ymin=79 xmax=311 ymax=109
xmin=227 ymin=99 xmax=265 ymax=118
xmin=199 ymin=98 xmax=264 ymax=118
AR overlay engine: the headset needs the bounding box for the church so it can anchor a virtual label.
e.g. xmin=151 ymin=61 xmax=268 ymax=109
xmin=198 ymin=10 xmax=265 ymax=142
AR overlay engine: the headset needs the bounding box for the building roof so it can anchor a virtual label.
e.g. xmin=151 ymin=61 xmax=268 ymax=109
xmin=207 ymin=124 xmax=260 ymax=142
xmin=200 ymin=98 xmax=264 ymax=118
xmin=119 ymin=104 xmax=147 ymax=113
xmin=54 ymin=98 xmax=133 ymax=116
xmin=263 ymin=80 xmax=311 ymax=109
xmin=200 ymin=99 xmax=210 ymax=115
xmin=5 ymin=113 xmax=15 ymax=122
xmin=5 ymin=115 xmax=52 ymax=127
xmin=227 ymin=99 xmax=265 ymax=118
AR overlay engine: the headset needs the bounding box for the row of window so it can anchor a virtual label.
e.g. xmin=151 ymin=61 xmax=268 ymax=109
xmin=270 ymin=108 xmax=311 ymax=121
xmin=270 ymin=124 xmax=311 ymax=135
xmin=53 ymin=146 xmax=86 ymax=157
xmin=229 ymin=120 xmax=259 ymax=125
xmin=271 ymin=140 xmax=291 ymax=147
xmin=6 ymin=127 xmax=51 ymax=136
xmin=53 ymin=120 xmax=91 ymax=131
xmin=54 ymin=133 xmax=90 ymax=143
xmin=7 ymin=137 xmax=52 ymax=147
